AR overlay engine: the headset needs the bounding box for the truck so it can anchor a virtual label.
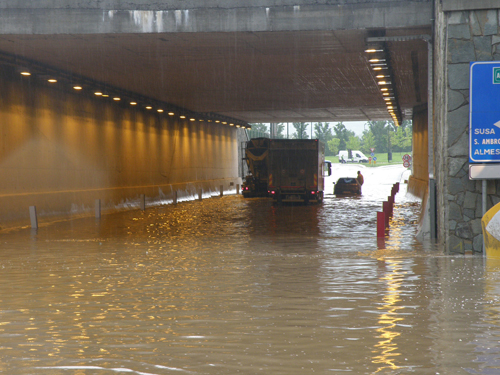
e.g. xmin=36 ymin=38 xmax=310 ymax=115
xmin=338 ymin=150 xmax=369 ymax=163
xmin=242 ymin=137 xmax=270 ymax=197
xmin=267 ymin=139 xmax=331 ymax=203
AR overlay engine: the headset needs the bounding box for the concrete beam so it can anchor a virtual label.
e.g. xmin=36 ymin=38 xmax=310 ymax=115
xmin=0 ymin=2 xmax=432 ymax=35
xmin=0 ymin=0 xmax=431 ymax=10
xmin=443 ymin=0 xmax=500 ymax=12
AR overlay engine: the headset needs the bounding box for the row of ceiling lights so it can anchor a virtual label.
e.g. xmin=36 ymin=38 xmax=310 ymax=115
xmin=365 ymin=46 xmax=402 ymax=126
xmin=17 ymin=67 xmax=250 ymax=129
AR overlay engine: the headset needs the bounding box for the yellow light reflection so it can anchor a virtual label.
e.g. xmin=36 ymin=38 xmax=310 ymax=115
xmin=371 ymin=259 xmax=404 ymax=373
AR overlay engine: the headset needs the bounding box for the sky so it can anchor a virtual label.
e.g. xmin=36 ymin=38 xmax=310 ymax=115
xmin=343 ymin=121 xmax=367 ymax=136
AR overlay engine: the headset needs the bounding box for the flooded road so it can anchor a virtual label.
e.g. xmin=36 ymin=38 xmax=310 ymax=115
xmin=0 ymin=165 xmax=499 ymax=374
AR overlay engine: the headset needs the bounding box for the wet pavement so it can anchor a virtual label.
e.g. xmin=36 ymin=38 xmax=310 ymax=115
xmin=0 ymin=165 xmax=499 ymax=374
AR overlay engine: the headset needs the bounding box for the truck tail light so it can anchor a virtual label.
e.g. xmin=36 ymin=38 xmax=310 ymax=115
xmin=311 ymin=191 xmax=316 ymax=195
xmin=270 ymin=191 xmax=275 ymax=195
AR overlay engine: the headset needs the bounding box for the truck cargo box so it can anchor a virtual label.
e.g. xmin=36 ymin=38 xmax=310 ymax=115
xmin=267 ymin=139 xmax=330 ymax=203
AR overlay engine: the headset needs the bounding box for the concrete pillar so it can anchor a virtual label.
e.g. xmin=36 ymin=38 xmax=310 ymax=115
xmin=198 ymin=189 xmax=203 ymax=201
xmin=173 ymin=191 xmax=178 ymax=205
xmin=220 ymin=185 xmax=224 ymax=197
xmin=236 ymin=184 xmax=240 ymax=194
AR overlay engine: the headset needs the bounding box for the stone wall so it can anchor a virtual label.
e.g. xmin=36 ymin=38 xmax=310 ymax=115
xmin=435 ymin=4 xmax=500 ymax=253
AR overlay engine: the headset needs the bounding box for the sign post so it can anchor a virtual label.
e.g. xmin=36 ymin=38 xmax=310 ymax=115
xmin=402 ymin=154 xmax=412 ymax=169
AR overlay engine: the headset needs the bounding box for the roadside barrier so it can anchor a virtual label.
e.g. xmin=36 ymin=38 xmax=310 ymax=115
xmin=26 ymin=182 xmax=242 ymax=229
xmin=29 ymin=206 xmax=38 ymax=229
xmin=377 ymin=182 xmax=400 ymax=238
xmin=95 ymin=199 xmax=101 ymax=218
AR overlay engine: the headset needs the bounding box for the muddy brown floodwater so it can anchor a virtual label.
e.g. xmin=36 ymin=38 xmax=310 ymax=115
xmin=0 ymin=165 xmax=499 ymax=375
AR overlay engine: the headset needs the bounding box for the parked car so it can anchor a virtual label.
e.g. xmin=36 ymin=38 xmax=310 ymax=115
xmin=338 ymin=150 xmax=369 ymax=163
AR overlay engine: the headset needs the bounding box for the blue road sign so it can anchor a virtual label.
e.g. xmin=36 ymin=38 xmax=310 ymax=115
xmin=469 ymin=61 xmax=500 ymax=163
xmin=370 ymin=152 xmax=375 ymax=157
xmin=372 ymin=157 xmax=377 ymax=161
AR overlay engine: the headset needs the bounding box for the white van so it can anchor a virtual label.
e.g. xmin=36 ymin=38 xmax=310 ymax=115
xmin=338 ymin=150 xmax=369 ymax=163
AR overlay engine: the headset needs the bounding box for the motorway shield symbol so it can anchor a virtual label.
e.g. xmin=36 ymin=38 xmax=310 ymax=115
xmin=495 ymin=67 xmax=500 ymax=84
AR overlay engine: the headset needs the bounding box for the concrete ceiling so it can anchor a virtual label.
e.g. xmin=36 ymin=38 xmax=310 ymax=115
xmin=0 ymin=26 xmax=430 ymax=123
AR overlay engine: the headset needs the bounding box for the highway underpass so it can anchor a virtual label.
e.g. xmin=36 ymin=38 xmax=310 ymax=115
xmin=0 ymin=0 xmax=499 ymax=253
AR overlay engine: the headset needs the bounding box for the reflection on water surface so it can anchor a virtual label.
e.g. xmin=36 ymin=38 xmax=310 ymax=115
xmin=0 ymin=166 xmax=498 ymax=374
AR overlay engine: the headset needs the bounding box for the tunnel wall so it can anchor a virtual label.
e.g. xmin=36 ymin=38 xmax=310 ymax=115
xmin=0 ymin=67 xmax=241 ymax=228
xmin=434 ymin=3 xmax=500 ymax=253
xmin=408 ymin=104 xmax=428 ymax=199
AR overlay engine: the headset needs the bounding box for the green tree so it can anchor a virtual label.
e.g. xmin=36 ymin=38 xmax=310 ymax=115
xmin=361 ymin=131 xmax=376 ymax=154
xmin=400 ymin=119 xmax=412 ymax=129
xmin=292 ymin=122 xmax=309 ymax=139
xmin=314 ymin=122 xmax=334 ymax=154
xmin=388 ymin=120 xmax=412 ymax=152
xmin=392 ymin=126 xmax=407 ymax=151
xmin=401 ymin=120 xmax=413 ymax=150
xmin=346 ymin=135 xmax=361 ymax=151
xmin=327 ymin=138 xmax=341 ymax=156
xmin=367 ymin=120 xmax=389 ymax=153
xmin=269 ymin=122 xmax=286 ymax=139
xmin=250 ymin=123 xmax=268 ymax=133
xmin=333 ymin=122 xmax=355 ymax=150
xmin=403 ymin=127 xmax=412 ymax=150
xmin=276 ymin=123 xmax=286 ymax=139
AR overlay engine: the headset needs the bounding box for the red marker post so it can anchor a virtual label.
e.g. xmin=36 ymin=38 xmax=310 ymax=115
xmin=382 ymin=201 xmax=391 ymax=227
xmin=388 ymin=196 xmax=394 ymax=216
xmin=377 ymin=212 xmax=385 ymax=237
